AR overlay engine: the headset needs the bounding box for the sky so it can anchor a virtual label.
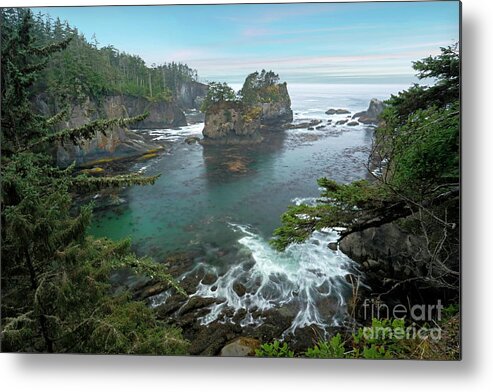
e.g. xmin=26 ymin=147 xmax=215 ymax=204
xmin=34 ymin=1 xmax=460 ymax=84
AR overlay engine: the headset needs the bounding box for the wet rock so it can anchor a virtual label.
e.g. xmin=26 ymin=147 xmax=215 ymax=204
xmin=201 ymin=273 xmax=217 ymax=285
xmin=132 ymin=280 xmax=171 ymax=300
xmin=154 ymin=295 xmax=186 ymax=319
xmin=226 ymin=159 xmax=248 ymax=173
xmin=283 ymin=119 xmax=322 ymax=130
xmin=367 ymin=259 xmax=380 ymax=269
xmin=338 ymin=220 xmax=432 ymax=293
xmin=233 ymin=282 xmax=247 ymax=297
xmin=326 ymin=108 xmax=350 ymax=115
xmin=336 ymin=119 xmax=348 ymax=125
xmin=163 ymin=253 xmax=196 ymax=277
xmin=328 ymin=242 xmax=338 ymax=251
xmin=220 ymin=337 xmax=261 ymax=357
xmin=188 ymin=322 xmax=242 ymax=356
xmin=352 ymin=98 xmax=385 ymax=125
xmin=347 ymin=121 xmax=359 ymax=126
xmin=231 ymin=309 xmax=248 ymax=323
xmin=178 ymin=296 xmax=218 ymax=316
xmin=184 ymin=136 xmax=200 ymax=144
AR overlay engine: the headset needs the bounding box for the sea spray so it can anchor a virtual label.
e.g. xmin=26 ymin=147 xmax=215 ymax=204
xmin=191 ymin=223 xmax=361 ymax=334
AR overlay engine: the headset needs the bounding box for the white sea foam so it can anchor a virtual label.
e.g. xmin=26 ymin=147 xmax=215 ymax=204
xmin=192 ymin=223 xmax=359 ymax=335
xmin=133 ymin=122 xmax=204 ymax=142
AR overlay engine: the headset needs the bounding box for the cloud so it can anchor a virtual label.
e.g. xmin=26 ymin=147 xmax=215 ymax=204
xmin=180 ymin=46 xmax=445 ymax=83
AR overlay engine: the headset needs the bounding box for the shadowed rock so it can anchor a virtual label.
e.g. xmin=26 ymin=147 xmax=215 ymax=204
xmin=352 ymin=98 xmax=385 ymax=125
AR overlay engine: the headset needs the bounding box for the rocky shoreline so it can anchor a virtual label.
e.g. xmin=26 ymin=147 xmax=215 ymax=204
xmin=79 ymin=88 xmax=399 ymax=356
xmin=34 ymin=80 xmax=208 ymax=167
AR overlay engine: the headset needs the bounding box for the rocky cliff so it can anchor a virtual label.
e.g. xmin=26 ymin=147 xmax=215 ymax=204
xmin=35 ymin=94 xmax=187 ymax=166
xmin=201 ymin=102 xmax=263 ymax=144
xmin=175 ymin=81 xmax=208 ymax=110
xmin=257 ymin=82 xmax=293 ymax=127
xmin=352 ymin=98 xmax=385 ymax=125
xmin=201 ymin=71 xmax=293 ymax=144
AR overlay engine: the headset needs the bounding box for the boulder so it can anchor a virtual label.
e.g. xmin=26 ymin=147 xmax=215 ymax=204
xmin=347 ymin=121 xmax=359 ymax=126
xmin=336 ymin=119 xmax=348 ymax=125
xmin=233 ymin=282 xmax=247 ymax=297
xmin=184 ymin=136 xmax=200 ymax=145
xmin=220 ymin=337 xmax=261 ymax=357
xmin=326 ymin=108 xmax=350 ymax=115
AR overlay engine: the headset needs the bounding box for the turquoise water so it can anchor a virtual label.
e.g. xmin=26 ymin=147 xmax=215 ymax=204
xmin=90 ymin=83 xmax=406 ymax=330
xmin=91 ymin=126 xmax=372 ymax=257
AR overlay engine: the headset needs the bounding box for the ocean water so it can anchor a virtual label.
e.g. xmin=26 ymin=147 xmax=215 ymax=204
xmin=90 ymin=83 xmax=407 ymax=331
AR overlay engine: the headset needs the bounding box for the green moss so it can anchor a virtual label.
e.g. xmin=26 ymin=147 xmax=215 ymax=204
xmin=80 ymin=167 xmax=105 ymax=175
xmin=139 ymin=152 xmax=158 ymax=160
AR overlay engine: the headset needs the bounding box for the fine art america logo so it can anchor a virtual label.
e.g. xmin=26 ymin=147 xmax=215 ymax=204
xmin=360 ymin=299 xmax=445 ymax=341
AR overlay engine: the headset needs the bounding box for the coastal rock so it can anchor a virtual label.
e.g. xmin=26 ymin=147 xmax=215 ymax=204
xmin=336 ymin=119 xmax=348 ymax=125
xmin=326 ymin=108 xmax=350 ymax=115
xmin=233 ymin=282 xmax=247 ymax=297
xmin=328 ymin=242 xmax=338 ymax=251
xmin=257 ymin=82 xmax=293 ymax=127
xmin=184 ymin=136 xmax=200 ymax=144
xmin=34 ymin=93 xmax=187 ymax=167
xmin=339 ymin=220 xmax=430 ymax=293
xmin=284 ymin=119 xmax=322 ymax=130
xmin=175 ymin=80 xmax=208 ymax=110
xmin=202 ymin=71 xmax=293 ymax=144
xmin=220 ymin=337 xmax=261 ymax=357
xmin=201 ymin=101 xmax=263 ymax=144
xmin=352 ymin=98 xmax=385 ymax=125
xmin=347 ymin=121 xmax=359 ymax=126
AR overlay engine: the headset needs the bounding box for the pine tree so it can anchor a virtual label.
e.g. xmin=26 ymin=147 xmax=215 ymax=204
xmin=1 ymin=9 xmax=188 ymax=354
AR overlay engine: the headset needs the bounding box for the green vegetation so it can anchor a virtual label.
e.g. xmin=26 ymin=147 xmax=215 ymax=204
xmin=8 ymin=9 xmax=198 ymax=106
xmin=240 ymin=69 xmax=285 ymax=105
xmin=1 ymin=9 xmax=188 ymax=354
xmin=200 ymin=81 xmax=238 ymax=112
xmin=271 ymin=45 xmax=460 ymax=293
xmin=200 ymin=69 xmax=288 ymax=114
xmin=256 ymin=312 xmax=460 ymax=360
xmin=255 ymin=340 xmax=295 ymax=358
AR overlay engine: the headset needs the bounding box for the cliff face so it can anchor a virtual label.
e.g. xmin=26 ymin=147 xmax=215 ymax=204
xmin=352 ymin=98 xmax=385 ymax=125
xmin=175 ymin=81 xmax=208 ymax=110
xmin=35 ymin=94 xmax=187 ymax=166
xmin=201 ymin=102 xmax=262 ymax=144
xmin=201 ymin=72 xmax=293 ymax=144
xmin=258 ymin=82 xmax=293 ymax=127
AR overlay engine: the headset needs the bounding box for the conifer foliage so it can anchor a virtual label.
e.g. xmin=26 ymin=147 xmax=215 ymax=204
xmin=1 ymin=9 xmax=188 ymax=354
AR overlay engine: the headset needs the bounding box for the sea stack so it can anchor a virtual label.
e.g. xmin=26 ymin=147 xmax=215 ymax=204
xmin=201 ymin=70 xmax=293 ymax=144
xmin=352 ymin=98 xmax=385 ymax=125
